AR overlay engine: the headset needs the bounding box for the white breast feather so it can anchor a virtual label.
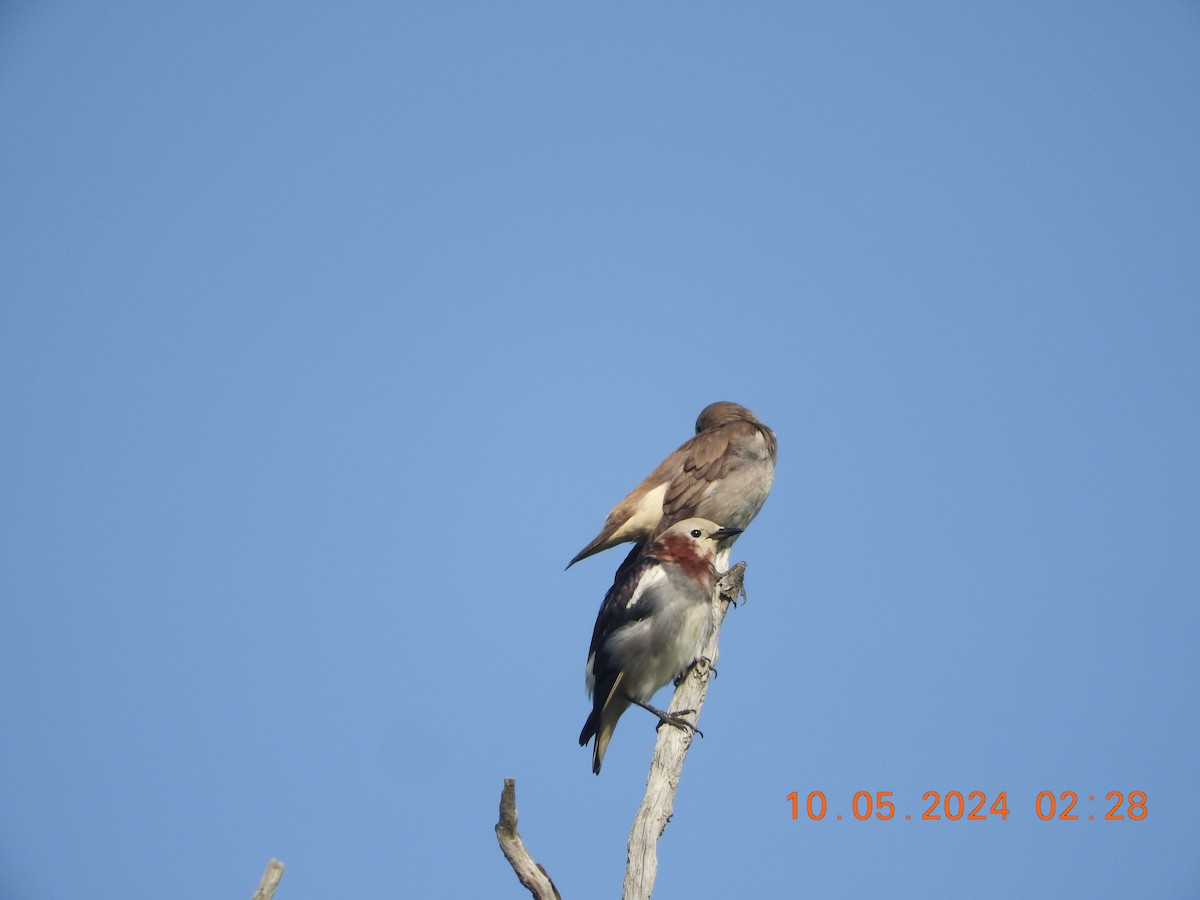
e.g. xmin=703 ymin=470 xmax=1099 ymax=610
xmin=625 ymin=564 xmax=668 ymax=610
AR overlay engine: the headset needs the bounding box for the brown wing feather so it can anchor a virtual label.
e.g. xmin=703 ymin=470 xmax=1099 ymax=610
xmin=567 ymin=441 xmax=695 ymax=565
xmin=659 ymin=425 xmax=739 ymax=526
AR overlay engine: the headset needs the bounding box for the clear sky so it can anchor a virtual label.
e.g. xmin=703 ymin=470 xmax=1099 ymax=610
xmin=2 ymin=3 xmax=1198 ymax=898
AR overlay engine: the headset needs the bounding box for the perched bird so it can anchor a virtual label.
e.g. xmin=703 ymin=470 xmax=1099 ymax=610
xmin=579 ymin=518 xmax=742 ymax=774
xmin=567 ymin=402 xmax=775 ymax=569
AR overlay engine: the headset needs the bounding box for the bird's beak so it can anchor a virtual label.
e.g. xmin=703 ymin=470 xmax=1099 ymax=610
xmin=713 ymin=527 xmax=744 ymax=540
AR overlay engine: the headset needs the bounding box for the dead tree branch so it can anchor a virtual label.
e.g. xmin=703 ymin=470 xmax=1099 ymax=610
xmin=496 ymin=777 xmax=561 ymax=899
xmin=251 ymin=859 xmax=284 ymax=900
xmin=623 ymin=561 xmax=747 ymax=900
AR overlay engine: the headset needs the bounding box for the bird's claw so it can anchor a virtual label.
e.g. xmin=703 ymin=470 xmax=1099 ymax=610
xmin=654 ymin=709 xmax=704 ymax=738
xmin=628 ymin=696 xmax=705 ymax=738
xmin=675 ymin=656 xmax=716 ymax=686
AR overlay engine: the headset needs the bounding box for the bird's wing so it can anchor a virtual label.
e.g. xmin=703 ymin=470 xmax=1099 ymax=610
xmin=569 ymin=426 xmax=732 ymax=565
xmin=586 ymin=556 xmax=665 ymax=664
xmin=580 ymin=554 xmax=663 ymax=746
xmin=572 ymin=440 xmax=693 ymax=558
xmin=659 ymin=423 xmax=741 ymax=524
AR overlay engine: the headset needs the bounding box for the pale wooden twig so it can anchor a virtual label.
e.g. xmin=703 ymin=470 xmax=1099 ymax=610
xmin=623 ymin=561 xmax=747 ymax=900
xmin=496 ymin=777 xmax=561 ymax=900
xmin=251 ymin=859 xmax=284 ymax=900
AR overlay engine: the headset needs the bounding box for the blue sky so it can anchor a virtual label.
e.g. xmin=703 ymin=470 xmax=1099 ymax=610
xmin=2 ymin=3 xmax=1198 ymax=898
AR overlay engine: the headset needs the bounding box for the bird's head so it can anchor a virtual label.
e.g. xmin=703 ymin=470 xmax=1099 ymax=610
xmin=653 ymin=518 xmax=743 ymax=569
xmin=695 ymin=401 xmax=756 ymax=433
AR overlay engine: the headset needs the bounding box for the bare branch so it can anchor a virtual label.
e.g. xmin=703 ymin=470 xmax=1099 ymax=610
xmin=251 ymin=859 xmax=284 ymax=900
xmin=623 ymin=561 xmax=746 ymax=900
xmin=495 ymin=778 xmax=562 ymax=900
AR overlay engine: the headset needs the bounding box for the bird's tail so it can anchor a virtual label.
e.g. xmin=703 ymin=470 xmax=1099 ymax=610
xmin=579 ymin=679 xmax=628 ymax=774
xmin=591 ymin=722 xmax=615 ymax=775
xmin=566 ymin=531 xmax=616 ymax=568
xmin=578 ymin=711 xmax=598 ymax=748
xmin=579 ymin=711 xmax=618 ymax=775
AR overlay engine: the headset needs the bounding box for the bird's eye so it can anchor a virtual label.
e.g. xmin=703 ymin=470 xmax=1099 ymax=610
xmin=691 ymin=529 xmax=702 ymax=538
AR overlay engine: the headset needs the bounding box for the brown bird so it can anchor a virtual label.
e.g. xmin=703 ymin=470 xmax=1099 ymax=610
xmin=567 ymin=402 xmax=776 ymax=569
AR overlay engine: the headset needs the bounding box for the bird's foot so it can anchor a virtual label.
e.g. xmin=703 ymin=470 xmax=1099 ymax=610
xmin=674 ymin=656 xmax=716 ymax=687
xmin=627 ymin=697 xmax=704 ymax=738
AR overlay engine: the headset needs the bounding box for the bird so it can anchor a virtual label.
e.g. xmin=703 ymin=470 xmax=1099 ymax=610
xmin=567 ymin=402 xmax=775 ymax=570
xmin=579 ymin=517 xmax=742 ymax=774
